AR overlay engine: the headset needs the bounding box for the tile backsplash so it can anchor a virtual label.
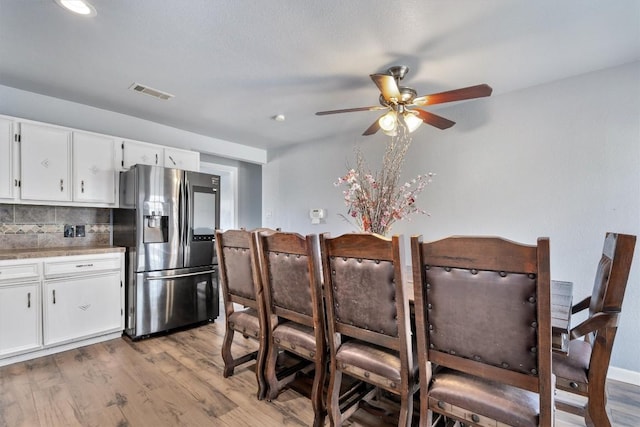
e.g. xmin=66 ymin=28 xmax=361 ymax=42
xmin=0 ymin=204 xmax=111 ymax=249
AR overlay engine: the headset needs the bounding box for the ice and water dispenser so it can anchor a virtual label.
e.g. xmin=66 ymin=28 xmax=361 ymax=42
xmin=143 ymin=202 xmax=169 ymax=243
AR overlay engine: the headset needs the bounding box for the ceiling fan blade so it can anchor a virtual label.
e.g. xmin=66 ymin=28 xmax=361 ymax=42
xmin=414 ymin=109 xmax=456 ymax=130
xmin=362 ymin=118 xmax=381 ymax=136
xmin=315 ymin=106 xmax=386 ymax=115
xmin=413 ymin=84 xmax=493 ymax=106
xmin=370 ymin=74 xmax=401 ymax=103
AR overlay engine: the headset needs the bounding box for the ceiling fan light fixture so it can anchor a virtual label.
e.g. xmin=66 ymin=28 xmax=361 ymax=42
xmin=378 ymin=110 xmax=398 ymax=132
xmin=382 ymin=128 xmax=398 ymax=137
xmin=403 ymin=112 xmax=423 ymax=133
xmin=315 ymin=65 xmax=492 ymax=136
xmin=54 ymin=0 xmax=97 ymax=16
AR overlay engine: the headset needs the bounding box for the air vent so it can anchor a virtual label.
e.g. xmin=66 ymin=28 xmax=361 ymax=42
xmin=129 ymin=83 xmax=174 ymax=100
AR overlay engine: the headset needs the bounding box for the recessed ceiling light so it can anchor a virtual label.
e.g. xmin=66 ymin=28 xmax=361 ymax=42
xmin=274 ymin=114 xmax=286 ymax=122
xmin=54 ymin=0 xmax=97 ymax=17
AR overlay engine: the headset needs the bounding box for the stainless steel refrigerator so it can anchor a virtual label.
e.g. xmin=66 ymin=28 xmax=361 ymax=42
xmin=113 ymin=164 xmax=220 ymax=339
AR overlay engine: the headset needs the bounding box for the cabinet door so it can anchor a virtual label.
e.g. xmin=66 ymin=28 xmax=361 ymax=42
xmin=122 ymin=140 xmax=163 ymax=169
xmin=0 ymin=282 xmax=42 ymax=357
xmin=44 ymin=272 xmax=122 ymax=346
xmin=73 ymin=132 xmax=116 ymax=204
xmin=20 ymin=123 xmax=72 ymax=202
xmin=164 ymin=147 xmax=200 ymax=172
xmin=0 ymin=117 xmax=15 ymax=199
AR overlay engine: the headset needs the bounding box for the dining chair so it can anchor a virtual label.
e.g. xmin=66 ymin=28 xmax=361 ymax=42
xmin=252 ymin=230 xmax=327 ymax=427
xmin=553 ymin=232 xmax=636 ymax=427
xmin=320 ymin=233 xmax=417 ymax=427
xmin=215 ymin=228 xmax=273 ymax=400
xmin=411 ymin=235 xmax=553 ymax=427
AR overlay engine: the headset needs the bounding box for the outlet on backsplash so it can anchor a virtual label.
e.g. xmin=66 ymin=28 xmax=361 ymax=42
xmin=64 ymin=224 xmax=75 ymax=238
xmin=76 ymin=225 xmax=86 ymax=237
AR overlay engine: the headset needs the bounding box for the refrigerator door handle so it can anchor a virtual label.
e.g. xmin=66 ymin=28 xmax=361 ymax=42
xmin=179 ymin=177 xmax=185 ymax=248
xmin=184 ymin=176 xmax=190 ymax=247
xmin=144 ymin=270 xmax=216 ymax=281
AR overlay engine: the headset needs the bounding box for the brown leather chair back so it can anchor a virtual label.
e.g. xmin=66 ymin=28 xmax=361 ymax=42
xmin=412 ymin=235 xmax=553 ymax=427
xmin=320 ymin=233 xmax=416 ymax=426
xmin=215 ymin=228 xmax=275 ymax=399
xmin=256 ymin=231 xmax=322 ymax=328
xmin=253 ymin=230 xmax=326 ymax=427
xmin=216 ymin=228 xmax=260 ymax=307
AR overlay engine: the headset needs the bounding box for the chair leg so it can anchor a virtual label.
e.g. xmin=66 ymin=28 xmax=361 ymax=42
xmin=327 ymin=367 xmax=343 ymax=427
xmin=222 ymin=326 xmax=267 ymax=400
xmin=221 ymin=326 xmax=236 ymax=378
xmin=398 ymin=390 xmax=414 ymax=427
xmin=263 ymin=338 xmax=281 ymax=400
xmin=419 ymin=382 xmax=431 ymax=427
xmin=585 ymin=382 xmax=611 ymax=427
xmin=255 ymin=350 xmax=268 ymax=400
xmin=311 ymin=354 xmax=327 ymax=427
xmin=255 ymin=331 xmax=268 ymax=400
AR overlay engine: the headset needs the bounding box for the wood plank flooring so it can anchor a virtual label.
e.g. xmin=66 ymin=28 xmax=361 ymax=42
xmin=1 ymin=318 xmax=639 ymax=426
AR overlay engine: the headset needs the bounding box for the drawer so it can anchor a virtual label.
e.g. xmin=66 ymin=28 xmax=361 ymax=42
xmin=0 ymin=262 xmax=40 ymax=283
xmin=44 ymin=255 xmax=121 ymax=278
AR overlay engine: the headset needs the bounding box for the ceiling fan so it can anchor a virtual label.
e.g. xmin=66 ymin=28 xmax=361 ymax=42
xmin=316 ymin=65 xmax=493 ymax=136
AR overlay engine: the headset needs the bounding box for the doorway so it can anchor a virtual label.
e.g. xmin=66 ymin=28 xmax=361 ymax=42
xmin=200 ymin=162 xmax=238 ymax=231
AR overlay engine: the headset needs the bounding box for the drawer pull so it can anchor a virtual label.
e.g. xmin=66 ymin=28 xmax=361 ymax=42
xmin=81 ymin=180 xmax=85 ymax=193
xmin=75 ymin=263 xmax=94 ymax=268
xmin=53 ymin=289 xmax=56 ymax=304
xmin=27 ymin=292 xmax=31 ymax=308
xmin=60 ymin=179 xmax=64 ymax=192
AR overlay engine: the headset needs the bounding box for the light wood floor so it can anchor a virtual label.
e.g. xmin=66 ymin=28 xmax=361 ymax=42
xmin=1 ymin=319 xmax=639 ymax=427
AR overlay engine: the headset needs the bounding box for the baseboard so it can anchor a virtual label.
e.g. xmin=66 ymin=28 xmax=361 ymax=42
xmin=0 ymin=331 xmax=123 ymax=367
xmin=608 ymin=366 xmax=640 ymax=386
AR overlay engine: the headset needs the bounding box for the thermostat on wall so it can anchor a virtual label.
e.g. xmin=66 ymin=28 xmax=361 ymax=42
xmin=309 ymin=208 xmax=326 ymax=224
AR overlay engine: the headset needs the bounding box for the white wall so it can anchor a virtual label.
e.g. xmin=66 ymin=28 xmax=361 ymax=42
xmin=263 ymin=61 xmax=640 ymax=376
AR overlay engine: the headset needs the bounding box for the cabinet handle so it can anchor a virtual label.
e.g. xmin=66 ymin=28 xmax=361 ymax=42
xmin=14 ymin=179 xmax=18 ymax=187
xmin=27 ymin=292 xmax=31 ymax=308
xmin=81 ymin=180 xmax=85 ymax=193
xmin=155 ymin=153 xmax=158 ymax=164
xmin=75 ymin=263 xmax=94 ymax=268
xmin=53 ymin=289 xmax=56 ymax=304
xmin=60 ymin=179 xmax=64 ymax=192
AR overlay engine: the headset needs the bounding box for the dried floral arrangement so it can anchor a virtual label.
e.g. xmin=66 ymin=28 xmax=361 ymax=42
xmin=335 ymin=125 xmax=433 ymax=235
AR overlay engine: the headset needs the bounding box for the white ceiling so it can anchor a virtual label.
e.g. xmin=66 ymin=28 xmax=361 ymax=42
xmin=1 ymin=1 xmax=639 ymax=151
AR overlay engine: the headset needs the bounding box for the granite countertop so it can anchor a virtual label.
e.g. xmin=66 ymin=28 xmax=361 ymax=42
xmin=0 ymin=246 xmax=126 ymax=260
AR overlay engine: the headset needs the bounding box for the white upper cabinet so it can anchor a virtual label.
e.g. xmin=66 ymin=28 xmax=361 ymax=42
xmin=121 ymin=139 xmax=163 ymax=169
xmin=2 ymin=115 xmax=203 ymax=207
xmin=73 ymin=132 xmax=116 ymax=204
xmin=164 ymin=147 xmax=200 ymax=172
xmin=20 ymin=123 xmax=72 ymax=202
xmin=0 ymin=117 xmax=16 ymax=200
xmin=121 ymin=139 xmax=200 ymax=171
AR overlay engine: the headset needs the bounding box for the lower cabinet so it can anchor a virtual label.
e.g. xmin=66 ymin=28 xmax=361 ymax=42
xmin=0 ymin=281 xmax=42 ymax=357
xmin=44 ymin=271 xmax=122 ymax=346
xmin=0 ymin=252 xmax=124 ymax=366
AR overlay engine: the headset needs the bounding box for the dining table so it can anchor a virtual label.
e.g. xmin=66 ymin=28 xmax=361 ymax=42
xmin=551 ymin=280 xmax=573 ymax=354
